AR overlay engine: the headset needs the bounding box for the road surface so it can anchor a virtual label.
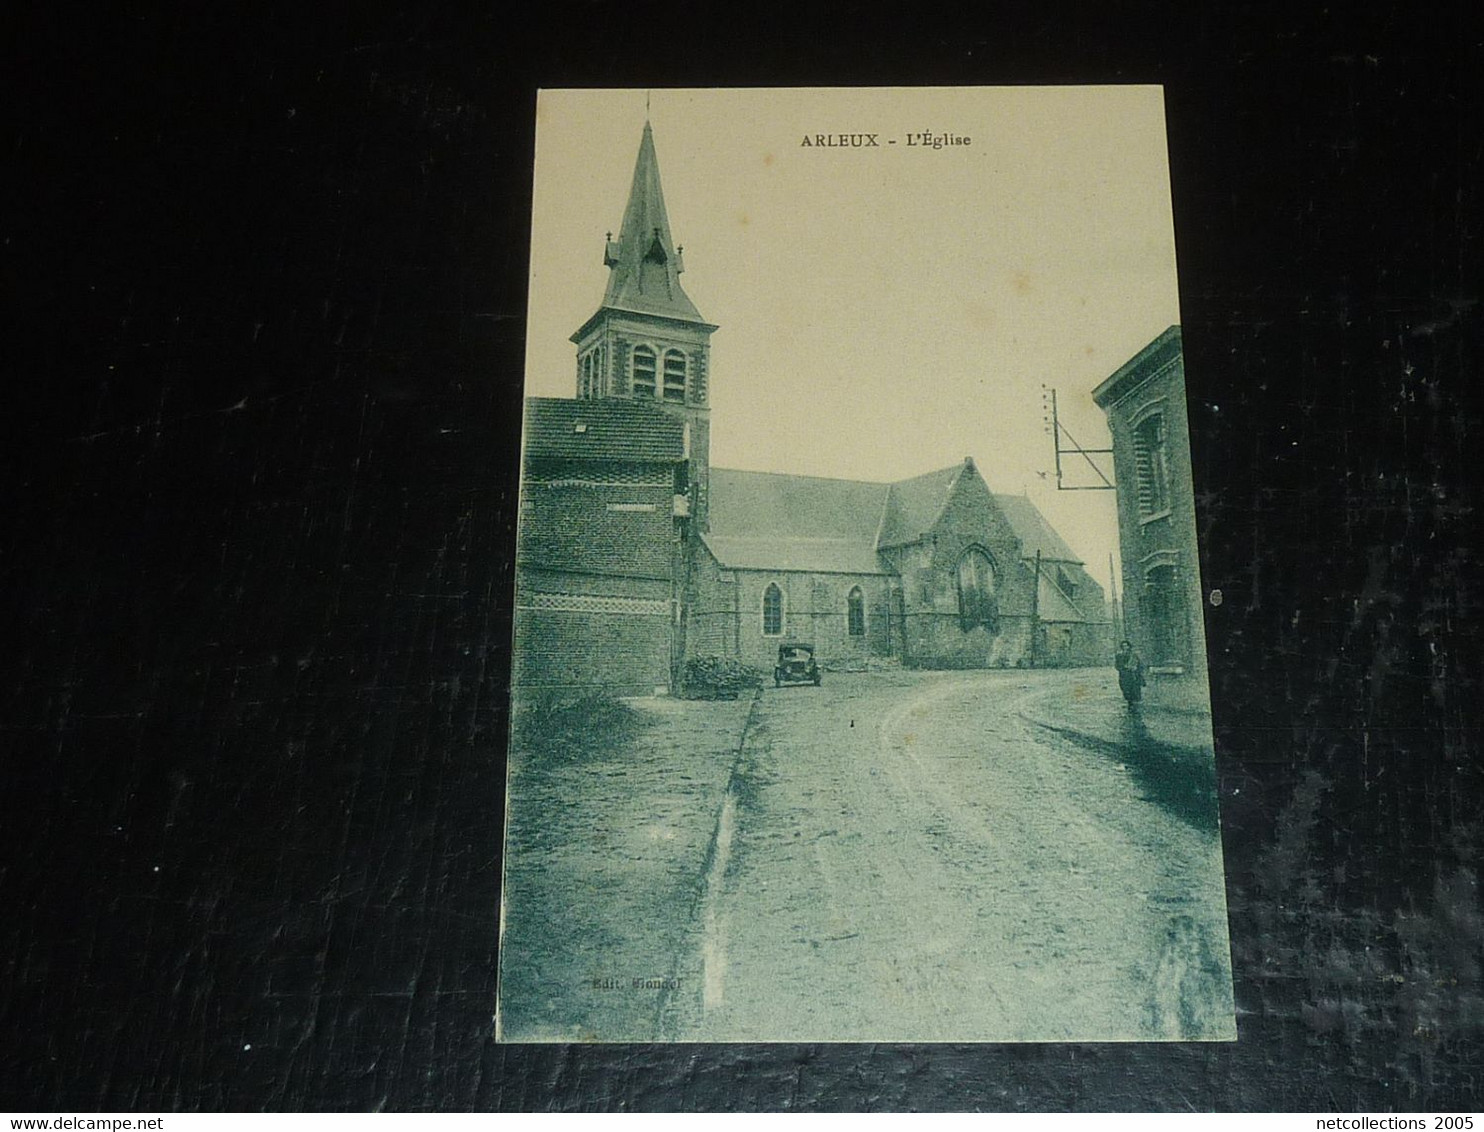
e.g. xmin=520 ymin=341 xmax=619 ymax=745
xmin=681 ymin=667 xmax=1234 ymax=1042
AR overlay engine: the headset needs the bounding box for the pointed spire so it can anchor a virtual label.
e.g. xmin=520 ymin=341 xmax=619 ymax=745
xmin=600 ymin=121 xmax=707 ymax=324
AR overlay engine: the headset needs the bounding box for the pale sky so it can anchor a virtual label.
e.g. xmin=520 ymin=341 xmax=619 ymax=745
xmin=522 ymin=87 xmax=1186 ymax=593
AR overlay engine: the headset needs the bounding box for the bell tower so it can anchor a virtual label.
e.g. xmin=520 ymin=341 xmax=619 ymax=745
xmin=571 ymin=120 xmax=717 ymax=528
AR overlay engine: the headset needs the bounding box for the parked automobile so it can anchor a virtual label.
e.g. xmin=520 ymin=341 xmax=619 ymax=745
xmin=774 ymin=643 xmax=821 ymax=688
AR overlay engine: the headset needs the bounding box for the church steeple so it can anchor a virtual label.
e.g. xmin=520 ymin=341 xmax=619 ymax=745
xmin=570 ymin=118 xmax=717 ymax=528
xmin=599 ymin=121 xmax=707 ymax=324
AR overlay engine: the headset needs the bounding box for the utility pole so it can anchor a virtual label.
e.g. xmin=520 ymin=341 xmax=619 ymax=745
xmin=1029 ymin=548 xmax=1042 ymax=668
xmin=1041 ymin=384 xmax=1115 ymax=491
xmin=1109 ymin=552 xmax=1122 ymax=642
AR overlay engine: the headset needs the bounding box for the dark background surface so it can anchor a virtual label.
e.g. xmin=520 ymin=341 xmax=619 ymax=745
xmin=3 ymin=0 xmax=1481 ymax=1112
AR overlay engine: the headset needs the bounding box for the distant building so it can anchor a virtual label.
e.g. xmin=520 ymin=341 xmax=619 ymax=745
xmin=1092 ymin=326 xmax=1209 ymax=690
xmin=691 ymin=464 xmax=1108 ymax=672
xmin=513 ymin=120 xmax=1108 ymax=695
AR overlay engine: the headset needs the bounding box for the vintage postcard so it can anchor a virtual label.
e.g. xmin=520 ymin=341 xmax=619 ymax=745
xmin=496 ymin=86 xmax=1235 ymax=1042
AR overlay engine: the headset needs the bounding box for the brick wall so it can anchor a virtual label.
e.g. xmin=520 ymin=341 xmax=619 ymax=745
xmin=1035 ymin=618 xmax=1114 ymax=668
xmin=686 ymin=546 xmax=737 ymax=659
xmin=511 ymin=597 xmax=673 ymax=696
xmin=518 ymin=461 xmax=678 ymax=580
xmin=514 ymin=453 xmax=683 ymax=694
xmin=1034 ymin=559 xmax=1113 ymax=667
xmin=1102 ymin=350 xmax=1209 ymax=686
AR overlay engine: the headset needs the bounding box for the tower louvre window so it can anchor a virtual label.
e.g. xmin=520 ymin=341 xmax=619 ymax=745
xmin=580 ymin=351 xmax=596 ymax=399
xmin=762 ymin=583 xmax=784 ymax=636
xmin=632 ymin=346 xmax=657 ymax=398
xmin=1132 ymin=412 xmax=1171 ymax=518
xmin=663 ymin=350 xmax=687 ymax=401
xmin=847 ymin=586 xmax=866 ymax=637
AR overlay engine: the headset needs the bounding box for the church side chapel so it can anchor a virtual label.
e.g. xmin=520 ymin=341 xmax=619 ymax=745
xmin=513 ymin=121 xmax=1110 ymax=696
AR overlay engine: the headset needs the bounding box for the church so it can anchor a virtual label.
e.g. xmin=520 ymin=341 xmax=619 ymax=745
xmin=513 ymin=122 xmax=1110 ymax=697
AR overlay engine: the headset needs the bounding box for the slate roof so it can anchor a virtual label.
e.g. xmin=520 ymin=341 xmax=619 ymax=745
xmin=705 ymin=468 xmax=890 ymax=576
xmin=876 ymin=464 xmax=964 ymax=548
xmin=993 ymin=493 xmax=1082 ymax=564
xmin=704 ymin=464 xmax=1091 ymax=591
xmin=701 ymin=536 xmax=890 ymax=576
xmin=523 ymin=397 xmax=685 ymax=462
xmin=708 ymin=468 xmax=890 ymax=542
xmin=597 ymin=122 xmax=709 ymax=326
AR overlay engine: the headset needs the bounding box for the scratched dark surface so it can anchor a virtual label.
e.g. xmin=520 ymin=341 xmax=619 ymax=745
xmin=4 ymin=1 xmax=1481 ymax=1113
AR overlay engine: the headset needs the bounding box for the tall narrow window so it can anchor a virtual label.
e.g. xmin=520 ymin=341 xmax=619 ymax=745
xmin=632 ymin=345 xmax=657 ymax=398
xmin=847 ymin=586 xmax=866 ymax=637
xmin=663 ymin=349 xmax=687 ymax=402
xmin=956 ymin=548 xmax=999 ymax=632
xmin=1144 ymin=563 xmax=1187 ymax=668
xmin=762 ymin=583 xmax=784 ymax=636
xmin=1133 ymin=412 xmax=1171 ymax=518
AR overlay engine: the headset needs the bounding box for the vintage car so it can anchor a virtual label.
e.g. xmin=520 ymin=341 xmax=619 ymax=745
xmin=773 ymin=642 xmax=822 ymax=688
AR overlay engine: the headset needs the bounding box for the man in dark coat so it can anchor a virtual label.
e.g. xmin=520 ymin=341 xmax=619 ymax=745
xmin=1114 ymin=639 xmax=1145 ymax=707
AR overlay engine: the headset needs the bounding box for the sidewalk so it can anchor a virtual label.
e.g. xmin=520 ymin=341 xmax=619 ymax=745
xmin=1019 ymin=672 xmax=1216 ymax=758
xmin=498 ymin=690 xmax=758 ymax=1041
xmin=1018 ymin=671 xmax=1220 ymax=832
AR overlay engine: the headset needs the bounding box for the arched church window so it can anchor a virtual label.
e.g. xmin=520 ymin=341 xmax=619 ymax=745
xmin=956 ymin=548 xmax=999 ymax=633
xmin=847 ymin=586 xmax=866 ymax=637
xmin=632 ymin=346 xmax=657 ymax=398
xmin=662 ymin=350 xmax=687 ymax=402
xmin=762 ymin=583 xmax=784 ymax=637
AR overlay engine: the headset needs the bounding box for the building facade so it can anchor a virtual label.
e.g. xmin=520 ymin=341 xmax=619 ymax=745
xmin=513 ymin=120 xmax=1110 ymax=696
xmin=513 ymin=398 xmax=690 ymax=696
xmin=688 ymin=461 xmax=1107 ymax=672
xmin=1092 ymin=326 xmax=1209 ymax=690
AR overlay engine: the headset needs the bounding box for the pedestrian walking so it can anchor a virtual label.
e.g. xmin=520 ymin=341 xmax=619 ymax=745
xmin=1114 ymin=639 xmax=1145 ymax=707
